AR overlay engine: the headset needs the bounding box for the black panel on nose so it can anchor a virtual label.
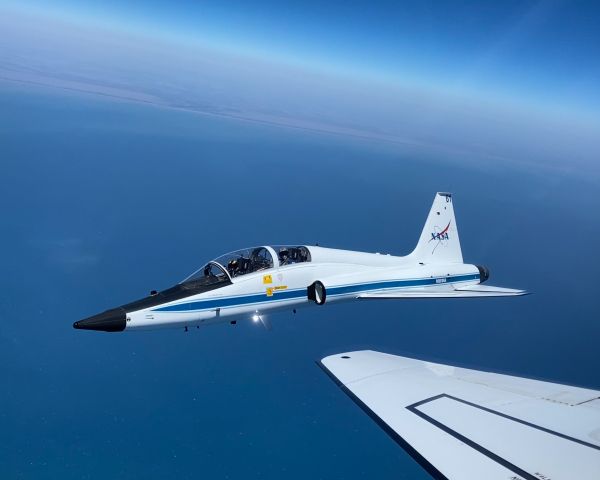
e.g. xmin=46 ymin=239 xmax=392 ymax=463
xmin=73 ymin=308 xmax=126 ymax=332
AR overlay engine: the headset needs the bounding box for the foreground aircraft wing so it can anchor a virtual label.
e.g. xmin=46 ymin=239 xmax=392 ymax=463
xmin=358 ymin=284 xmax=526 ymax=299
xmin=319 ymin=350 xmax=600 ymax=480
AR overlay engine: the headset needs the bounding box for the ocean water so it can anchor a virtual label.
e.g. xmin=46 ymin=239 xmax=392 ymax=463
xmin=1 ymin=83 xmax=599 ymax=479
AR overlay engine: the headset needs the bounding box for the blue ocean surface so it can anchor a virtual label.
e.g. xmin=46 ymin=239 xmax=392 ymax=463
xmin=1 ymin=83 xmax=599 ymax=479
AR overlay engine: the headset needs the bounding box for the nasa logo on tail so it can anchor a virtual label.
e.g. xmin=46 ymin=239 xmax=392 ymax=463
xmin=429 ymin=221 xmax=450 ymax=253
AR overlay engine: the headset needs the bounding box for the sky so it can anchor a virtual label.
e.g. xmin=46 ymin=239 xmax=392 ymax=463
xmin=8 ymin=0 xmax=600 ymax=115
xmin=2 ymin=0 xmax=600 ymax=180
xmin=1 ymin=3 xmax=600 ymax=479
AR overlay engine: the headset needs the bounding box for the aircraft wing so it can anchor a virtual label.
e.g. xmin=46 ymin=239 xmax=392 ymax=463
xmin=319 ymin=350 xmax=600 ymax=480
xmin=357 ymin=284 xmax=526 ymax=298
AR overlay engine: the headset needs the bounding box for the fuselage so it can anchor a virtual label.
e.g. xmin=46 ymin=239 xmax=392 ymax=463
xmin=74 ymin=245 xmax=484 ymax=332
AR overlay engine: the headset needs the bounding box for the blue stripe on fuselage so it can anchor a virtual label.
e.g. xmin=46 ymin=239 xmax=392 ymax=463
xmin=150 ymin=273 xmax=480 ymax=313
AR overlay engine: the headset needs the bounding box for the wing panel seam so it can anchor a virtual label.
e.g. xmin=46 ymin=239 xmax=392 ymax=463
xmin=406 ymin=396 xmax=537 ymax=480
xmin=408 ymin=394 xmax=600 ymax=451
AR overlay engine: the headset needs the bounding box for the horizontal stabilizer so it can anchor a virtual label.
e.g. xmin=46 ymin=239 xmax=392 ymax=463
xmin=453 ymin=284 xmax=527 ymax=295
xmin=358 ymin=284 xmax=527 ymax=299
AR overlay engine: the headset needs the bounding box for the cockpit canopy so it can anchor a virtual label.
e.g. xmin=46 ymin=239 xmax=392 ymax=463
xmin=271 ymin=245 xmax=311 ymax=266
xmin=215 ymin=247 xmax=274 ymax=278
xmin=182 ymin=245 xmax=311 ymax=284
xmin=180 ymin=260 xmax=230 ymax=287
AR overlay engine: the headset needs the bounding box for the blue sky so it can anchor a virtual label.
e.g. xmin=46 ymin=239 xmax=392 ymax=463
xmin=1 ymin=1 xmax=599 ymax=178
xmin=8 ymin=0 xmax=600 ymax=115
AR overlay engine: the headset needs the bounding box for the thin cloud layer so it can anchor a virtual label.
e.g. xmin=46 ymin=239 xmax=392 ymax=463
xmin=1 ymin=8 xmax=599 ymax=179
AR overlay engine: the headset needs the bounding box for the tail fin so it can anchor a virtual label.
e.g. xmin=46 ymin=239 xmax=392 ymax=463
xmin=410 ymin=192 xmax=463 ymax=264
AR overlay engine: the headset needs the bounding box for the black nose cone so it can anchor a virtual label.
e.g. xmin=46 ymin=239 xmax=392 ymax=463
xmin=74 ymin=308 xmax=126 ymax=332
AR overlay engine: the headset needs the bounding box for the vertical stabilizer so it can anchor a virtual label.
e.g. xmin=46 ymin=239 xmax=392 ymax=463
xmin=410 ymin=192 xmax=463 ymax=264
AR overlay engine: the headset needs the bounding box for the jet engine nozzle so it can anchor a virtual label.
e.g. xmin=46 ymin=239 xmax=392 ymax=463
xmin=307 ymin=281 xmax=326 ymax=305
xmin=476 ymin=265 xmax=490 ymax=283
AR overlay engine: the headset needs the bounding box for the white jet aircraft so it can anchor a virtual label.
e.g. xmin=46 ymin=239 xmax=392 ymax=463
xmin=73 ymin=192 xmax=525 ymax=332
xmin=320 ymin=350 xmax=600 ymax=479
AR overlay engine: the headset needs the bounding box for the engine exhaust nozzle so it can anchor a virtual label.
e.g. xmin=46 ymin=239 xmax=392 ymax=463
xmin=476 ymin=265 xmax=490 ymax=283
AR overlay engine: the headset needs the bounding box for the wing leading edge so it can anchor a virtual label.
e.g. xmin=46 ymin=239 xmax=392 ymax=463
xmin=319 ymin=350 xmax=600 ymax=480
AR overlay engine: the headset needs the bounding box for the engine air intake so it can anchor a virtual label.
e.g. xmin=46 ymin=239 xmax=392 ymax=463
xmin=307 ymin=281 xmax=326 ymax=305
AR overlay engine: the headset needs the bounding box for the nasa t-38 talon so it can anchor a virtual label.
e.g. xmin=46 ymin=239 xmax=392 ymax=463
xmin=73 ymin=193 xmax=526 ymax=332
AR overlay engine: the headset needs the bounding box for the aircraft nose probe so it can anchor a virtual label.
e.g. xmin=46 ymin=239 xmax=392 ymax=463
xmin=73 ymin=308 xmax=127 ymax=332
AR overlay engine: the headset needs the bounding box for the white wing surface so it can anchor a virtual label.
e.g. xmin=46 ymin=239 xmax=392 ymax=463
xmin=319 ymin=350 xmax=600 ymax=480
